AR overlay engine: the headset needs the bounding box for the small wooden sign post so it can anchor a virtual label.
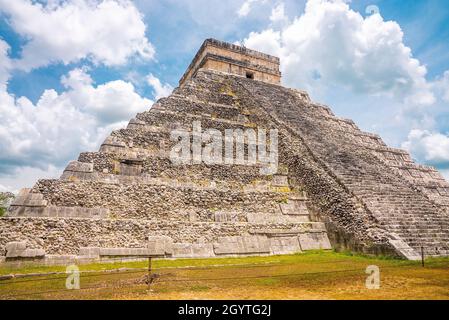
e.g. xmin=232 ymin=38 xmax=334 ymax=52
xmin=148 ymin=257 xmax=153 ymax=291
xmin=421 ymin=247 xmax=425 ymax=267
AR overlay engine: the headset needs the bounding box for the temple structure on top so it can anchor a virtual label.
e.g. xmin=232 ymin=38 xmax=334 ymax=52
xmin=179 ymin=39 xmax=282 ymax=87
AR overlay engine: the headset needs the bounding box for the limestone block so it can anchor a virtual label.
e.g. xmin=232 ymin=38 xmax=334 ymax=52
xmin=20 ymin=249 xmax=46 ymax=258
xmin=128 ymin=118 xmax=146 ymax=128
xmin=64 ymin=161 xmax=94 ymax=173
xmin=269 ymin=236 xmax=302 ymax=255
xmin=24 ymin=200 xmax=48 ymax=207
xmin=246 ymin=213 xmax=309 ymax=223
xmin=148 ymin=236 xmax=174 ymax=255
xmin=8 ymin=189 xmax=47 ymax=215
xmin=119 ymin=159 xmax=143 ymax=176
xmin=101 ymin=136 xmax=126 ymax=148
xmin=79 ymin=247 xmax=100 ymax=257
xmin=214 ymin=212 xmax=239 ymax=222
xmin=214 ymin=236 xmax=270 ymax=255
xmin=279 ymin=199 xmax=309 ymax=216
xmin=6 ymin=241 xmax=27 ymax=254
xmin=311 ymin=222 xmax=327 ymax=232
xmin=44 ymin=255 xmax=78 ymax=266
xmin=6 ymin=241 xmax=45 ymax=258
xmin=16 ymin=188 xmax=32 ymax=198
xmin=389 ymin=239 xmax=421 ymax=261
xmin=298 ymin=232 xmax=332 ymax=251
xmin=98 ymin=248 xmax=152 ymax=257
xmin=272 ymin=175 xmax=288 ymax=187
xmin=172 ymin=243 xmax=214 ymax=258
xmin=10 ymin=189 xmax=31 ymax=206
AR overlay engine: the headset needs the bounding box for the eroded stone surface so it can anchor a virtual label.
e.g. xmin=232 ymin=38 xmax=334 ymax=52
xmin=1 ymin=39 xmax=449 ymax=265
xmin=269 ymin=236 xmax=302 ymax=255
xmin=213 ymin=236 xmax=271 ymax=255
xmin=5 ymin=241 xmax=45 ymax=258
xmin=298 ymin=233 xmax=332 ymax=251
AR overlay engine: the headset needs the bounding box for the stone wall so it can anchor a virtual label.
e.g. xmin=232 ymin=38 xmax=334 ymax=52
xmin=179 ymin=38 xmax=281 ymax=87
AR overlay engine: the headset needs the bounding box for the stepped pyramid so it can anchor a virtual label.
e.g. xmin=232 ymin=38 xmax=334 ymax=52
xmin=1 ymin=39 xmax=449 ymax=266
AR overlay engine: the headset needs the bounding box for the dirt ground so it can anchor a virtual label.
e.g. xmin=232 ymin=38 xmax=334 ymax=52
xmin=1 ymin=251 xmax=448 ymax=300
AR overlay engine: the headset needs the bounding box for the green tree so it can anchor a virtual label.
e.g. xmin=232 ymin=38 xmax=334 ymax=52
xmin=0 ymin=192 xmax=14 ymax=217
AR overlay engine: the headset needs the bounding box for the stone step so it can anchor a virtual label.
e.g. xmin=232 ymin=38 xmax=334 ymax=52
xmin=135 ymin=108 xmax=260 ymax=131
xmin=237 ymin=75 xmax=449 ymax=259
xmin=72 ymin=152 xmax=277 ymax=185
xmin=30 ymin=179 xmax=297 ymax=220
xmin=0 ymin=216 xmax=322 ymax=257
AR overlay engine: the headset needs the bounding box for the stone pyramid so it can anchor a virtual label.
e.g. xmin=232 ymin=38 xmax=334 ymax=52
xmin=1 ymin=39 xmax=449 ymax=265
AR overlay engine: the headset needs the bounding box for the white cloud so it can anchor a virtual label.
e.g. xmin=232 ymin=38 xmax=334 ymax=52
xmin=0 ymin=166 xmax=62 ymax=194
xmin=0 ymin=67 xmax=152 ymax=179
xmin=243 ymin=0 xmax=435 ymax=106
xmin=61 ymin=68 xmax=152 ymax=124
xmin=0 ymin=39 xmax=11 ymax=90
xmin=433 ymin=70 xmax=449 ymax=103
xmin=244 ymin=29 xmax=282 ymax=58
xmin=238 ymin=0 xmax=264 ymax=17
xmin=0 ymin=0 xmax=155 ymax=70
xmin=146 ymin=74 xmax=174 ymax=100
xmin=270 ymin=3 xmax=288 ymax=24
xmin=402 ymin=129 xmax=449 ymax=166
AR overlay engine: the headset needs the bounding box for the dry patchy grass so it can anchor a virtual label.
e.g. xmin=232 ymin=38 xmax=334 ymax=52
xmin=0 ymin=251 xmax=448 ymax=300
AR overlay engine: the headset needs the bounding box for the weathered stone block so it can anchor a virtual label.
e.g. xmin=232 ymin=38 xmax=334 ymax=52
xmin=21 ymin=249 xmax=46 ymax=258
xmin=279 ymin=199 xmax=309 ymax=216
xmin=79 ymin=247 xmax=100 ymax=257
xmin=172 ymin=243 xmax=214 ymax=258
xmin=214 ymin=236 xmax=270 ymax=255
xmin=6 ymin=241 xmax=27 ymax=253
xmin=214 ymin=212 xmax=239 ymax=222
xmin=5 ymin=242 xmax=45 ymax=258
xmin=272 ymin=175 xmax=288 ymax=187
xmin=98 ymin=248 xmax=151 ymax=257
xmin=119 ymin=159 xmax=143 ymax=176
xmin=148 ymin=236 xmax=174 ymax=255
xmin=298 ymin=232 xmax=332 ymax=251
xmin=44 ymin=255 xmax=78 ymax=266
xmin=389 ymin=239 xmax=421 ymax=261
xmin=269 ymin=236 xmax=302 ymax=255
xmin=64 ymin=161 xmax=94 ymax=173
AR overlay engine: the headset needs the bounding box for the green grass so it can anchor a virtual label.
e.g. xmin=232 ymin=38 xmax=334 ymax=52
xmin=1 ymin=251 xmax=448 ymax=300
xmin=0 ymin=250 xmax=413 ymax=277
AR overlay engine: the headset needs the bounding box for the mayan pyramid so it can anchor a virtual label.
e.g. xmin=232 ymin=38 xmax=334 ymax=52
xmin=1 ymin=39 xmax=449 ymax=265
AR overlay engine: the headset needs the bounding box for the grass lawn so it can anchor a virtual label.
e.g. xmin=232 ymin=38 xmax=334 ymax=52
xmin=0 ymin=250 xmax=448 ymax=300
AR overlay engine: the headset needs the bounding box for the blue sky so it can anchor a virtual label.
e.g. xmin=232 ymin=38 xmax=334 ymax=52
xmin=1 ymin=0 xmax=449 ymax=191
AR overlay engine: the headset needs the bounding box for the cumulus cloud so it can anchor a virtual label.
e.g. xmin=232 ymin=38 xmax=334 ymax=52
xmin=433 ymin=71 xmax=449 ymax=103
xmin=243 ymin=0 xmax=435 ymax=106
xmin=0 ymin=67 xmax=152 ymax=175
xmin=270 ymin=3 xmax=288 ymax=24
xmin=0 ymin=0 xmax=155 ymax=70
xmin=0 ymin=39 xmax=11 ymax=90
xmin=0 ymin=165 xmax=62 ymax=194
xmin=237 ymin=0 xmax=265 ymax=17
xmin=61 ymin=68 xmax=152 ymax=124
xmin=146 ymin=74 xmax=174 ymax=100
xmin=402 ymin=129 xmax=449 ymax=167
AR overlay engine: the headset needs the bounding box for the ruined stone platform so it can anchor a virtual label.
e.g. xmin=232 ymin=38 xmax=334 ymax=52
xmin=1 ymin=39 xmax=448 ymax=266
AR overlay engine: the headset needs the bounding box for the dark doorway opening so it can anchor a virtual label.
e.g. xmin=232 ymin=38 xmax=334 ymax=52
xmin=246 ymin=71 xmax=254 ymax=79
